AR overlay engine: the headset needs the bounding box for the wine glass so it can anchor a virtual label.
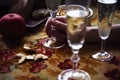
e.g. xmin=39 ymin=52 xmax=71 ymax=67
xmin=58 ymin=0 xmax=91 ymax=80
xmin=92 ymin=0 xmax=117 ymax=61
xmin=42 ymin=0 xmax=64 ymax=49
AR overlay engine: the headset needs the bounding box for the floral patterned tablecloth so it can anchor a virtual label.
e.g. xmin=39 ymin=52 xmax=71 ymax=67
xmin=0 ymin=27 xmax=120 ymax=80
xmin=0 ymin=8 xmax=120 ymax=80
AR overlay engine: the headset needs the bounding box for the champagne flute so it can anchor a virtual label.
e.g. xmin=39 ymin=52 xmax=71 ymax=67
xmin=42 ymin=0 xmax=64 ymax=49
xmin=58 ymin=0 xmax=91 ymax=80
xmin=92 ymin=0 xmax=117 ymax=61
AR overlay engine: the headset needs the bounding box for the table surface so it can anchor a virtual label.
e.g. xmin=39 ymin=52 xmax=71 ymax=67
xmin=0 ymin=8 xmax=120 ymax=80
xmin=0 ymin=27 xmax=120 ymax=80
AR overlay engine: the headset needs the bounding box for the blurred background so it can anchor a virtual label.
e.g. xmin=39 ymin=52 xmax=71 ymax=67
xmin=0 ymin=0 xmax=119 ymax=19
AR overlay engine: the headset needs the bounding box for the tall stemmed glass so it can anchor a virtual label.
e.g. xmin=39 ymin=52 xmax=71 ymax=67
xmin=92 ymin=0 xmax=117 ymax=61
xmin=42 ymin=0 xmax=64 ymax=49
xmin=58 ymin=0 xmax=91 ymax=80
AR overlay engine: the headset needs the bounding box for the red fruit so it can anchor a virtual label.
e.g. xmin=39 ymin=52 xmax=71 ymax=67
xmin=0 ymin=13 xmax=26 ymax=38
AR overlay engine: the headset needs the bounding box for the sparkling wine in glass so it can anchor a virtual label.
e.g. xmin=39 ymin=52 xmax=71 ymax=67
xmin=42 ymin=0 xmax=64 ymax=49
xmin=92 ymin=0 xmax=117 ymax=61
xmin=58 ymin=0 xmax=91 ymax=80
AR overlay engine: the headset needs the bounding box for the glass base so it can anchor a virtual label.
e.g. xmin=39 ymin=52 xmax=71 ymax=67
xmin=42 ymin=37 xmax=64 ymax=49
xmin=92 ymin=51 xmax=113 ymax=61
xmin=58 ymin=69 xmax=91 ymax=80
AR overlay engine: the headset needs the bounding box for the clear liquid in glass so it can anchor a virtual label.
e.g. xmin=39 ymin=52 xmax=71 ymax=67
xmin=98 ymin=0 xmax=117 ymax=40
xmin=67 ymin=5 xmax=88 ymax=50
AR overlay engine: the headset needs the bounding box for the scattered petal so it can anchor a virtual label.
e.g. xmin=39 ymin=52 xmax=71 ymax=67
xmin=26 ymin=55 xmax=35 ymax=60
xmin=109 ymin=56 xmax=120 ymax=66
xmin=18 ymin=56 xmax=26 ymax=64
xmin=34 ymin=54 xmax=48 ymax=61
xmin=57 ymin=59 xmax=73 ymax=70
xmin=30 ymin=61 xmax=47 ymax=73
xmin=104 ymin=68 xmax=120 ymax=80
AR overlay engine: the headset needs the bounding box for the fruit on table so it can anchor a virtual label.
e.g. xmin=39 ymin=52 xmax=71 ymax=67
xmin=0 ymin=13 xmax=26 ymax=38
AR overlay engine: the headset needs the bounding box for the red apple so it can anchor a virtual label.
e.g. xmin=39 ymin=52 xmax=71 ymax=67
xmin=0 ymin=13 xmax=26 ymax=39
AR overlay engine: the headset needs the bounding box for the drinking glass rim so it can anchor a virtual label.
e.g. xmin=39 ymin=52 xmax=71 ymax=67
xmin=58 ymin=5 xmax=93 ymax=18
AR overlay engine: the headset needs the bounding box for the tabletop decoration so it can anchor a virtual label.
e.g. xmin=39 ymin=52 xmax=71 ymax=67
xmin=0 ymin=13 xmax=26 ymax=39
xmin=109 ymin=55 xmax=120 ymax=66
xmin=15 ymin=38 xmax=55 ymax=73
xmin=55 ymin=47 xmax=100 ymax=76
xmin=103 ymin=55 xmax=120 ymax=80
xmin=57 ymin=59 xmax=74 ymax=70
xmin=0 ymin=49 xmax=16 ymax=73
xmin=0 ymin=38 xmax=55 ymax=74
xmin=29 ymin=60 xmax=47 ymax=73
xmin=104 ymin=68 xmax=120 ymax=80
xmin=16 ymin=53 xmax=48 ymax=64
xmin=23 ymin=42 xmax=36 ymax=53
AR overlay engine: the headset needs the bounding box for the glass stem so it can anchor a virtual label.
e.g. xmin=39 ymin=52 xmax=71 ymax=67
xmin=50 ymin=11 xmax=57 ymax=18
xmin=101 ymin=39 xmax=106 ymax=53
xmin=71 ymin=49 xmax=80 ymax=70
xmin=50 ymin=11 xmax=57 ymax=37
